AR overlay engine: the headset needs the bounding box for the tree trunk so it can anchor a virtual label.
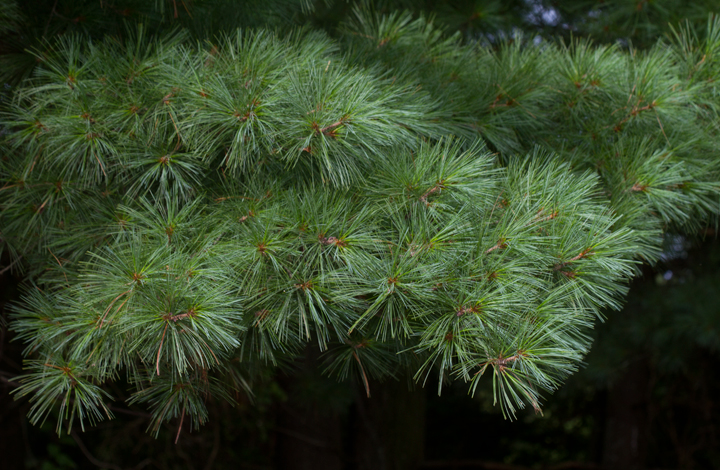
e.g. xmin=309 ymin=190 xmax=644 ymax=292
xmin=351 ymin=379 xmax=426 ymax=470
xmin=274 ymin=349 xmax=426 ymax=470
xmin=602 ymin=358 xmax=650 ymax=469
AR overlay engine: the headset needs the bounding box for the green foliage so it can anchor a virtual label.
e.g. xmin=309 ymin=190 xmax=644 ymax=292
xmin=13 ymin=360 xmax=114 ymax=435
xmin=2 ymin=1 xmax=720 ymax=435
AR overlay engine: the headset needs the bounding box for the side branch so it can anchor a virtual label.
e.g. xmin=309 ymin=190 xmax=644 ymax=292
xmin=419 ymin=180 xmax=446 ymax=205
xmin=554 ymin=248 xmax=594 ymax=270
xmin=485 ymin=238 xmax=507 ymax=255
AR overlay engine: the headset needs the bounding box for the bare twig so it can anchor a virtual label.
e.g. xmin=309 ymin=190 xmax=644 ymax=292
xmin=352 ymin=350 xmax=371 ymax=398
xmin=485 ymin=239 xmax=507 ymax=255
xmin=419 ymin=181 xmax=445 ymax=205
xmin=43 ymin=0 xmax=59 ymax=38
xmin=554 ymin=248 xmax=594 ymax=270
xmin=202 ymin=417 xmax=221 ymax=470
xmin=175 ymin=401 xmax=186 ymax=444
xmin=0 ymin=256 xmax=22 ymax=275
xmin=156 ymin=323 xmax=169 ymax=375
xmin=48 ymin=249 xmax=69 ymax=286
xmin=70 ymin=430 xmax=123 ymax=470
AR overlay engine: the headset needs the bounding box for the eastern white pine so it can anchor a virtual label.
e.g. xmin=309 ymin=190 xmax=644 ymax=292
xmin=1 ymin=0 xmax=719 ymax=436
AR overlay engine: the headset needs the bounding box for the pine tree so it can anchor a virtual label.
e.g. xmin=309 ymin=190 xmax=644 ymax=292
xmin=2 ymin=0 xmax=719 ymax=438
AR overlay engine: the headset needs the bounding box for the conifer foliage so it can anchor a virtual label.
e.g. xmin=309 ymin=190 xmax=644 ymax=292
xmin=1 ymin=1 xmax=719 ymax=436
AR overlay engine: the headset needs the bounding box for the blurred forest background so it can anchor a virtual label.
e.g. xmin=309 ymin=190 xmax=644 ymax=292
xmin=1 ymin=1 xmax=720 ymax=469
